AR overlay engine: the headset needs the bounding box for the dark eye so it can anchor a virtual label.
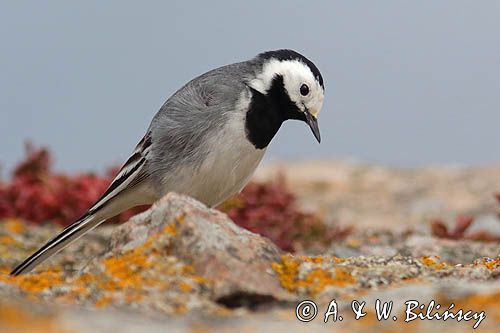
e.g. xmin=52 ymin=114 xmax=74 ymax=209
xmin=300 ymin=84 xmax=309 ymax=96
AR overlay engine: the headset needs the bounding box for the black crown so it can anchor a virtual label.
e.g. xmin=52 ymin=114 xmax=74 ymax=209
xmin=258 ymin=49 xmax=324 ymax=89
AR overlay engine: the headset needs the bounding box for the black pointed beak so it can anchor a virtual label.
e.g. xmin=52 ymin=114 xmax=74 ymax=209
xmin=304 ymin=111 xmax=321 ymax=143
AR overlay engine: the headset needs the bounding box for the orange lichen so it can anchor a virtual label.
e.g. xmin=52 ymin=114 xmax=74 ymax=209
xmin=192 ymin=275 xmax=210 ymax=285
xmin=95 ymin=295 xmax=113 ymax=308
xmin=333 ymin=256 xmax=345 ymax=263
xmin=272 ymin=255 xmax=355 ymax=295
xmin=476 ymin=258 xmax=499 ymax=270
xmin=100 ymin=232 xmax=165 ymax=291
xmin=71 ymin=285 xmax=89 ymax=296
xmin=300 ymin=256 xmax=324 ymax=263
xmin=98 ymin=277 xmax=120 ymax=292
xmin=182 ymin=265 xmax=195 ymax=274
xmin=3 ymin=218 xmax=25 ymax=234
xmin=66 ymin=274 xmax=93 ymax=298
xmin=103 ymin=248 xmax=151 ymax=289
xmin=332 ymin=268 xmax=356 ymax=285
xmin=163 ymin=223 xmax=177 ymax=235
xmin=179 ymin=281 xmax=194 ymax=292
xmin=298 ymin=268 xmax=354 ymax=294
xmin=0 ymin=235 xmax=18 ymax=245
xmin=300 ymin=255 xmax=345 ymax=264
xmin=419 ymin=256 xmax=447 ymax=269
xmin=12 ymin=268 xmax=63 ymax=293
xmin=271 ymin=255 xmax=300 ymax=292
xmin=74 ymin=272 xmax=94 ymax=285
xmin=66 ymin=224 xmax=201 ymax=308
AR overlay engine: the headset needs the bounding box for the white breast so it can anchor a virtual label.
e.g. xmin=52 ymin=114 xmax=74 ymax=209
xmin=164 ymin=91 xmax=266 ymax=207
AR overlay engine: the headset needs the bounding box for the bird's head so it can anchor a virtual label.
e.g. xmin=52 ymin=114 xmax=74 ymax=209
xmin=248 ymin=49 xmax=324 ymax=144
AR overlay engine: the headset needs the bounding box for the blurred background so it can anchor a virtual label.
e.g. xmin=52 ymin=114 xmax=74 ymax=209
xmin=1 ymin=4 xmax=499 ymax=328
xmin=1 ymin=1 xmax=499 ymax=173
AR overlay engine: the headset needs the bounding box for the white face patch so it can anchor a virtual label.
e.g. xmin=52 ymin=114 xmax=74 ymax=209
xmin=249 ymin=59 xmax=324 ymax=118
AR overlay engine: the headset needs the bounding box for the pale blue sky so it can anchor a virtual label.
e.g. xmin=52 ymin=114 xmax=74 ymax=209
xmin=1 ymin=1 xmax=499 ymax=173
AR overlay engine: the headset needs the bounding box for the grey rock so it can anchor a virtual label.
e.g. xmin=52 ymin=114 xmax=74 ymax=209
xmin=107 ymin=192 xmax=295 ymax=302
xmin=467 ymin=214 xmax=500 ymax=237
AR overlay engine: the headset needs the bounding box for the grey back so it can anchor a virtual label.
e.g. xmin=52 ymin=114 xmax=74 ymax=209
xmin=147 ymin=59 xmax=260 ymax=187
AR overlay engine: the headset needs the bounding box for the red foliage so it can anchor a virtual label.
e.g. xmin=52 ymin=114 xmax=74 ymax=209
xmin=0 ymin=143 xmax=148 ymax=225
xmin=496 ymin=193 xmax=500 ymax=219
xmin=218 ymin=176 xmax=350 ymax=252
xmin=431 ymin=212 xmax=500 ymax=242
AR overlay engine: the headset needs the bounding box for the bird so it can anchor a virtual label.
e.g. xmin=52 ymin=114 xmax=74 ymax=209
xmin=11 ymin=49 xmax=325 ymax=275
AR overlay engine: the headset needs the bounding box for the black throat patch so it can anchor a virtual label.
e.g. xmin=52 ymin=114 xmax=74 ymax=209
xmin=245 ymin=75 xmax=303 ymax=149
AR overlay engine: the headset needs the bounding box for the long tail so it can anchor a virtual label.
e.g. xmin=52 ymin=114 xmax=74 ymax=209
xmin=10 ymin=132 xmax=154 ymax=276
xmin=10 ymin=213 xmax=102 ymax=276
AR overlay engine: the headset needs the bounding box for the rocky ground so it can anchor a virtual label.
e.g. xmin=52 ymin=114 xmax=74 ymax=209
xmin=255 ymin=161 xmax=500 ymax=230
xmin=0 ymin=162 xmax=499 ymax=332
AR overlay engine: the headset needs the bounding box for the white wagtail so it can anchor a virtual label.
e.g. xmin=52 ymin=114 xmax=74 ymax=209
xmin=11 ymin=49 xmax=324 ymax=275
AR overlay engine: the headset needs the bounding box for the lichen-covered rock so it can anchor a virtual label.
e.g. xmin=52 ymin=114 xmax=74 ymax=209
xmin=104 ymin=192 xmax=295 ymax=303
xmin=0 ymin=160 xmax=499 ymax=332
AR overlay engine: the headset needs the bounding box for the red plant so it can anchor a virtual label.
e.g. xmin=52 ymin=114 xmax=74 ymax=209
xmin=496 ymin=193 xmax=500 ymax=219
xmin=218 ymin=176 xmax=350 ymax=252
xmin=431 ymin=211 xmax=500 ymax=242
xmin=0 ymin=143 xmax=148 ymax=225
